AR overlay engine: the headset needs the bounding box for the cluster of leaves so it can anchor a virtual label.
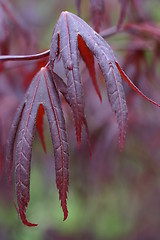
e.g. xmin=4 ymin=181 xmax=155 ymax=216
xmin=6 ymin=10 xmax=129 ymax=226
xmin=1 ymin=0 xmax=160 ymax=230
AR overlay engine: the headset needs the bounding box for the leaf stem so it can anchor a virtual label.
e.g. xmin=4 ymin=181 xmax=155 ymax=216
xmin=0 ymin=26 xmax=124 ymax=62
xmin=0 ymin=49 xmax=50 ymax=61
xmin=100 ymin=26 xmax=124 ymax=38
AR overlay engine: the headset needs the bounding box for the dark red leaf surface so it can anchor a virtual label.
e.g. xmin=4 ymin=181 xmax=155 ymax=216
xmin=36 ymin=104 xmax=46 ymax=153
xmin=115 ymin=61 xmax=160 ymax=108
xmin=6 ymin=67 xmax=69 ymax=226
xmin=50 ymin=11 xmax=128 ymax=148
xmin=53 ymin=72 xmax=91 ymax=154
xmin=78 ymin=34 xmax=102 ymax=101
xmin=50 ymin=12 xmax=85 ymax=147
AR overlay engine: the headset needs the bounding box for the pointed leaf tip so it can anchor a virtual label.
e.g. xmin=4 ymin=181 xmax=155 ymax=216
xmin=21 ymin=211 xmax=38 ymax=227
xmin=115 ymin=61 xmax=160 ymax=109
xmin=50 ymin=12 xmax=84 ymax=150
xmin=63 ymin=206 xmax=68 ymax=221
xmin=7 ymin=67 xmax=69 ymax=226
xmin=59 ymin=12 xmax=128 ymax=148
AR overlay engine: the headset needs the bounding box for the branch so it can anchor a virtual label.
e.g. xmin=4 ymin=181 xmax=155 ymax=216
xmin=100 ymin=26 xmax=124 ymax=38
xmin=0 ymin=49 xmax=50 ymax=61
xmin=0 ymin=26 xmax=124 ymax=62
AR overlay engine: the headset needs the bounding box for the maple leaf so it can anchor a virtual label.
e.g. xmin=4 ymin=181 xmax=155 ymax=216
xmin=53 ymin=72 xmax=92 ymax=157
xmin=50 ymin=11 xmax=128 ymax=149
xmin=6 ymin=67 xmax=69 ymax=226
xmin=6 ymin=10 xmax=160 ymax=228
xmin=115 ymin=61 xmax=160 ymax=108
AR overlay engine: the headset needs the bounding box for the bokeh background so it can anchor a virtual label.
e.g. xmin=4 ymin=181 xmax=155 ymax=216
xmin=1 ymin=0 xmax=160 ymax=239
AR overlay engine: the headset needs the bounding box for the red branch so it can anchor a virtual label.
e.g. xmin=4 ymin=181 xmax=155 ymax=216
xmin=0 ymin=26 xmax=124 ymax=62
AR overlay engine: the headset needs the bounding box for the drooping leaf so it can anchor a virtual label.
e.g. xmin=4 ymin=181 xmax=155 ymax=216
xmin=6 ymin=100 xmax=26 ymax=217
xmin=50 ymin=11 xmax=128 ymax=148
xmin=6 ymin=67 xmax=69 ymax=226
xmin=43 ymin=69 xmax=69 ymax=221
xmin=120 ymin=37 xmax=152 ymax=87
xmin=7 ymin=10 xmax=160 ymax=228
xmin=53 ymin=71 xmax=92 ymax=154
xmin=50 ymin=12 xmax=85 ymax=147
xmin=115 ymin=61 xmax=160 ymax=108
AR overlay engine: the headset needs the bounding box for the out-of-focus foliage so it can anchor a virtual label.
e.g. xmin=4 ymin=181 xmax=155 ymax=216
xmin=1 ymin=0 xmax=160 ymax=239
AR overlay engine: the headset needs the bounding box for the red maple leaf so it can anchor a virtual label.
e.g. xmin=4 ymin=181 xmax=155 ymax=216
xmin=50 ymin=11 xmax=128 ymax=149
xmin=6 ymin=67 xmax=69 ymax=226
xmin=6 ymin=11 xmax=160 ymax=227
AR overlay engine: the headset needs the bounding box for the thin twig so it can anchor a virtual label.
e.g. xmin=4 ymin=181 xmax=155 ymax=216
xmin=0 ymin=26 xmax=124 ymax=62
xmin=100 ymin=26 xmax=124 ymax=38
xmin=0 ymin=49 xmax=50 ymax=61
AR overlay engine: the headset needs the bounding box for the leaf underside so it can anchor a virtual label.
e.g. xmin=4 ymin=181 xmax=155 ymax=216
xmin=6 ymin=67 xmax=69 ymax=226
xmin=50 ymin=11 xmax=128 ymax=148
xmin=115 ymin=61 xmax=160 ymax=108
